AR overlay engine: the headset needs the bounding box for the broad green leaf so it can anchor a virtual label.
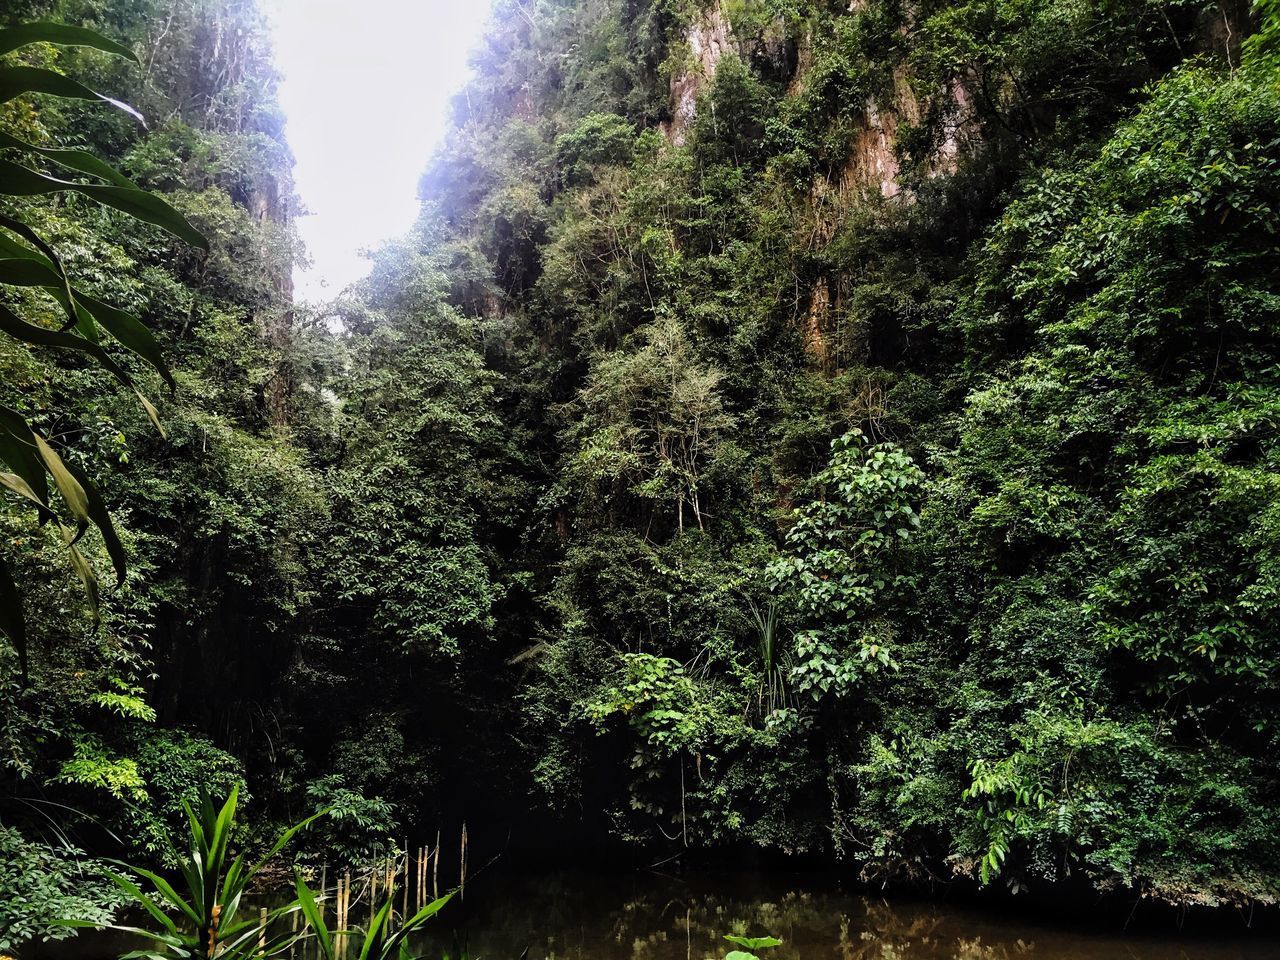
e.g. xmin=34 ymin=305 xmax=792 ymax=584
xmin=0 ymin=307 xmax=164 ymax=431
xmin=76 ymin=291 xmax=173 ymax=386
xmin=0 ymin=22 xmax=138 ymax=60
xmin=0 ymin=191 xmax=178 ymax=367
xmin=0 ymin=304 xmax=132 ymax=388
xmin=0 ymin=158 xmax=207 ymax=249
xmin=0 ymin=66 xmax=143 ymax=121
xmin=0 ymin=219 xmax=158 ymax=361
xmin=0 ymin=129 xmax=136 ymax=186
xmin=0 ymin=256 xmax=62 ymax=285
xmin=724 ymin=936 xmax=783 ymax=950
xmin=64 ymin=537 xmax=100 ymax=620
xmin=205 ymin=787 xmax=238 ymax=913
xmin=403 ymin=890 xmax=454 ymax=927
xmin=61 ymin=458 xmax=126 ymax=584
xmin=91 ymin=923 xmax=188 ymax=948
xmin=294 ymin=876 xmax=334 ymax=960
xmin=34 ymin=433 xmax=89 ymax=526
xmin=107 ymin=870 xmax=185 ymax=931
xmin=0 ymin=212 xmax=79 ymax=331
xmin=107 ymin=871 xmax=180 ymax=935
xmin=128 ymin=866 xmax=200 ymax=926
xmin=0 ymin=252 xmax=82 ymax=337
xmin=218 ymin=852 xmax=247 ymax=916
xmin=0 ymin=466 xmax=59 ymax=542
xmin=177 ymin=853 xmax=204 ymax=919
xmin=383 ymin=890 xmax=455 ymax=955
xmin=252 ymin=807 xmax=326 ymax=871
xmin=358 ymin=900 xmax=393 ymax=960
xmin=0 ymin=470 xmax=45 ymax=510
xmin=0 ymin=405 xmax=50 ymax=505
xmin=0 ymin=221 xmax=55 ymax=268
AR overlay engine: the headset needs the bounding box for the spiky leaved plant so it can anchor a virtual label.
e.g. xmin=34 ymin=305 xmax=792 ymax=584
xmin=69 ymin=786 xmax=321 ymax=959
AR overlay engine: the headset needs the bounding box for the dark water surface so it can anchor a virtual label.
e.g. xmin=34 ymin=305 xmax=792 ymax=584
xmin=31 ymin=870 xmax=1280 ymax=960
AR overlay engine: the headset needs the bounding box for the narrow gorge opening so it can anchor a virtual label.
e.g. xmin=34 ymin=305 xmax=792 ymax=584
xmin=2 ymin=0 xmax=1280 ymax=956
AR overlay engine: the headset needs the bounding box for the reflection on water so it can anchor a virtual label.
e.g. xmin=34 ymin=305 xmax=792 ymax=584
xmin=31 ymin=870 xmax=1280 ymax=960
xmin=401 ymin=871 xmax=1277 ymax=960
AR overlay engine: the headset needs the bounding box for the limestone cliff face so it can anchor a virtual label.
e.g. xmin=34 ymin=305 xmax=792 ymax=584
xmin=654 ymin=0 xmax=1247 ymax=368
xmin=186 ymin=0 xmax=298 ymax=425
xmin=661 ymin=0 xmax=735 ymax=145
xmin=662 ymin=3 xmax=977 ymax=196
xmin=660 ymin=3 xmax=978 ymax=368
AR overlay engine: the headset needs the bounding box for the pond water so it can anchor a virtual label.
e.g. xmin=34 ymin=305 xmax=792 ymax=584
xmin=30 ymin=869 xmax=1280 ymax=960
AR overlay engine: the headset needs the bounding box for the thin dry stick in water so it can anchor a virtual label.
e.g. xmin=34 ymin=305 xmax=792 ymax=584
xmin=433 ymin=830 xmax=440 ymax=899
xmin=338 ymin=869 xmax=351 ymax=957
xmin=334 ymin=876 xmax=341 ymax=945
xmin=385 ymin=855 xmax=393 ymax=923
xmin=416 ymin=846 xmax=426 ymax=910
xmin=460 ymin=822 xmax=469 ymax=902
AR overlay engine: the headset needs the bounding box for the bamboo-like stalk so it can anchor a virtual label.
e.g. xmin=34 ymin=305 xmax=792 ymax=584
xmin=419 ymin=845 xmax=427 ymax=908
xmin=433 ymin=831 xmax=440 ymax=899
xmin=258 ymin=906 xmax=267 ymax=954
xmin=385 ymin=854 xmax=395 ymax=941
xmin=336 ymin=875 xmax=346 ymax=960
xmin=460 ymin=822 xmax=468 ymax=902
xmin=335 ymin=875 xmax=341 ymax=940
xmin=338 ymin=869 xmax=351 ymax=959
xmin=402 ymin=844 xmax=410 ymax=918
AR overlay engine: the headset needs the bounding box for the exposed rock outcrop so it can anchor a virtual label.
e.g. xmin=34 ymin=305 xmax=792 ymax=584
xmin=661 ymin=1 xmax=734 ymax=145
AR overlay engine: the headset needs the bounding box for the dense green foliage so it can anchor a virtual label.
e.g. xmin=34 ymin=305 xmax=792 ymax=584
xmin=3 ymin=0 xmax=1280 ymax=947
xmin=1 ymin=0 xmax=306 ymax=941
xmin=424 ymin=0 xmax=1278 ymax=908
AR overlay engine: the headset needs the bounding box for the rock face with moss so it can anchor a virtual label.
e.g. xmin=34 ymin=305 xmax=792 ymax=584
xmin=2 ymin=0 xmax=1279 ymax=930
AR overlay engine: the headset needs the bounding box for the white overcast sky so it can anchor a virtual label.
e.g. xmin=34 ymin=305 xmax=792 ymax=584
xmin=262 ymin=0 xmax=493 ymax=302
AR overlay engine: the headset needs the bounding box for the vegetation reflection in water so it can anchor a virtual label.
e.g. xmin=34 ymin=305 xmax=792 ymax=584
xmin=323 ymin=871 xmax=1278 ymax=960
